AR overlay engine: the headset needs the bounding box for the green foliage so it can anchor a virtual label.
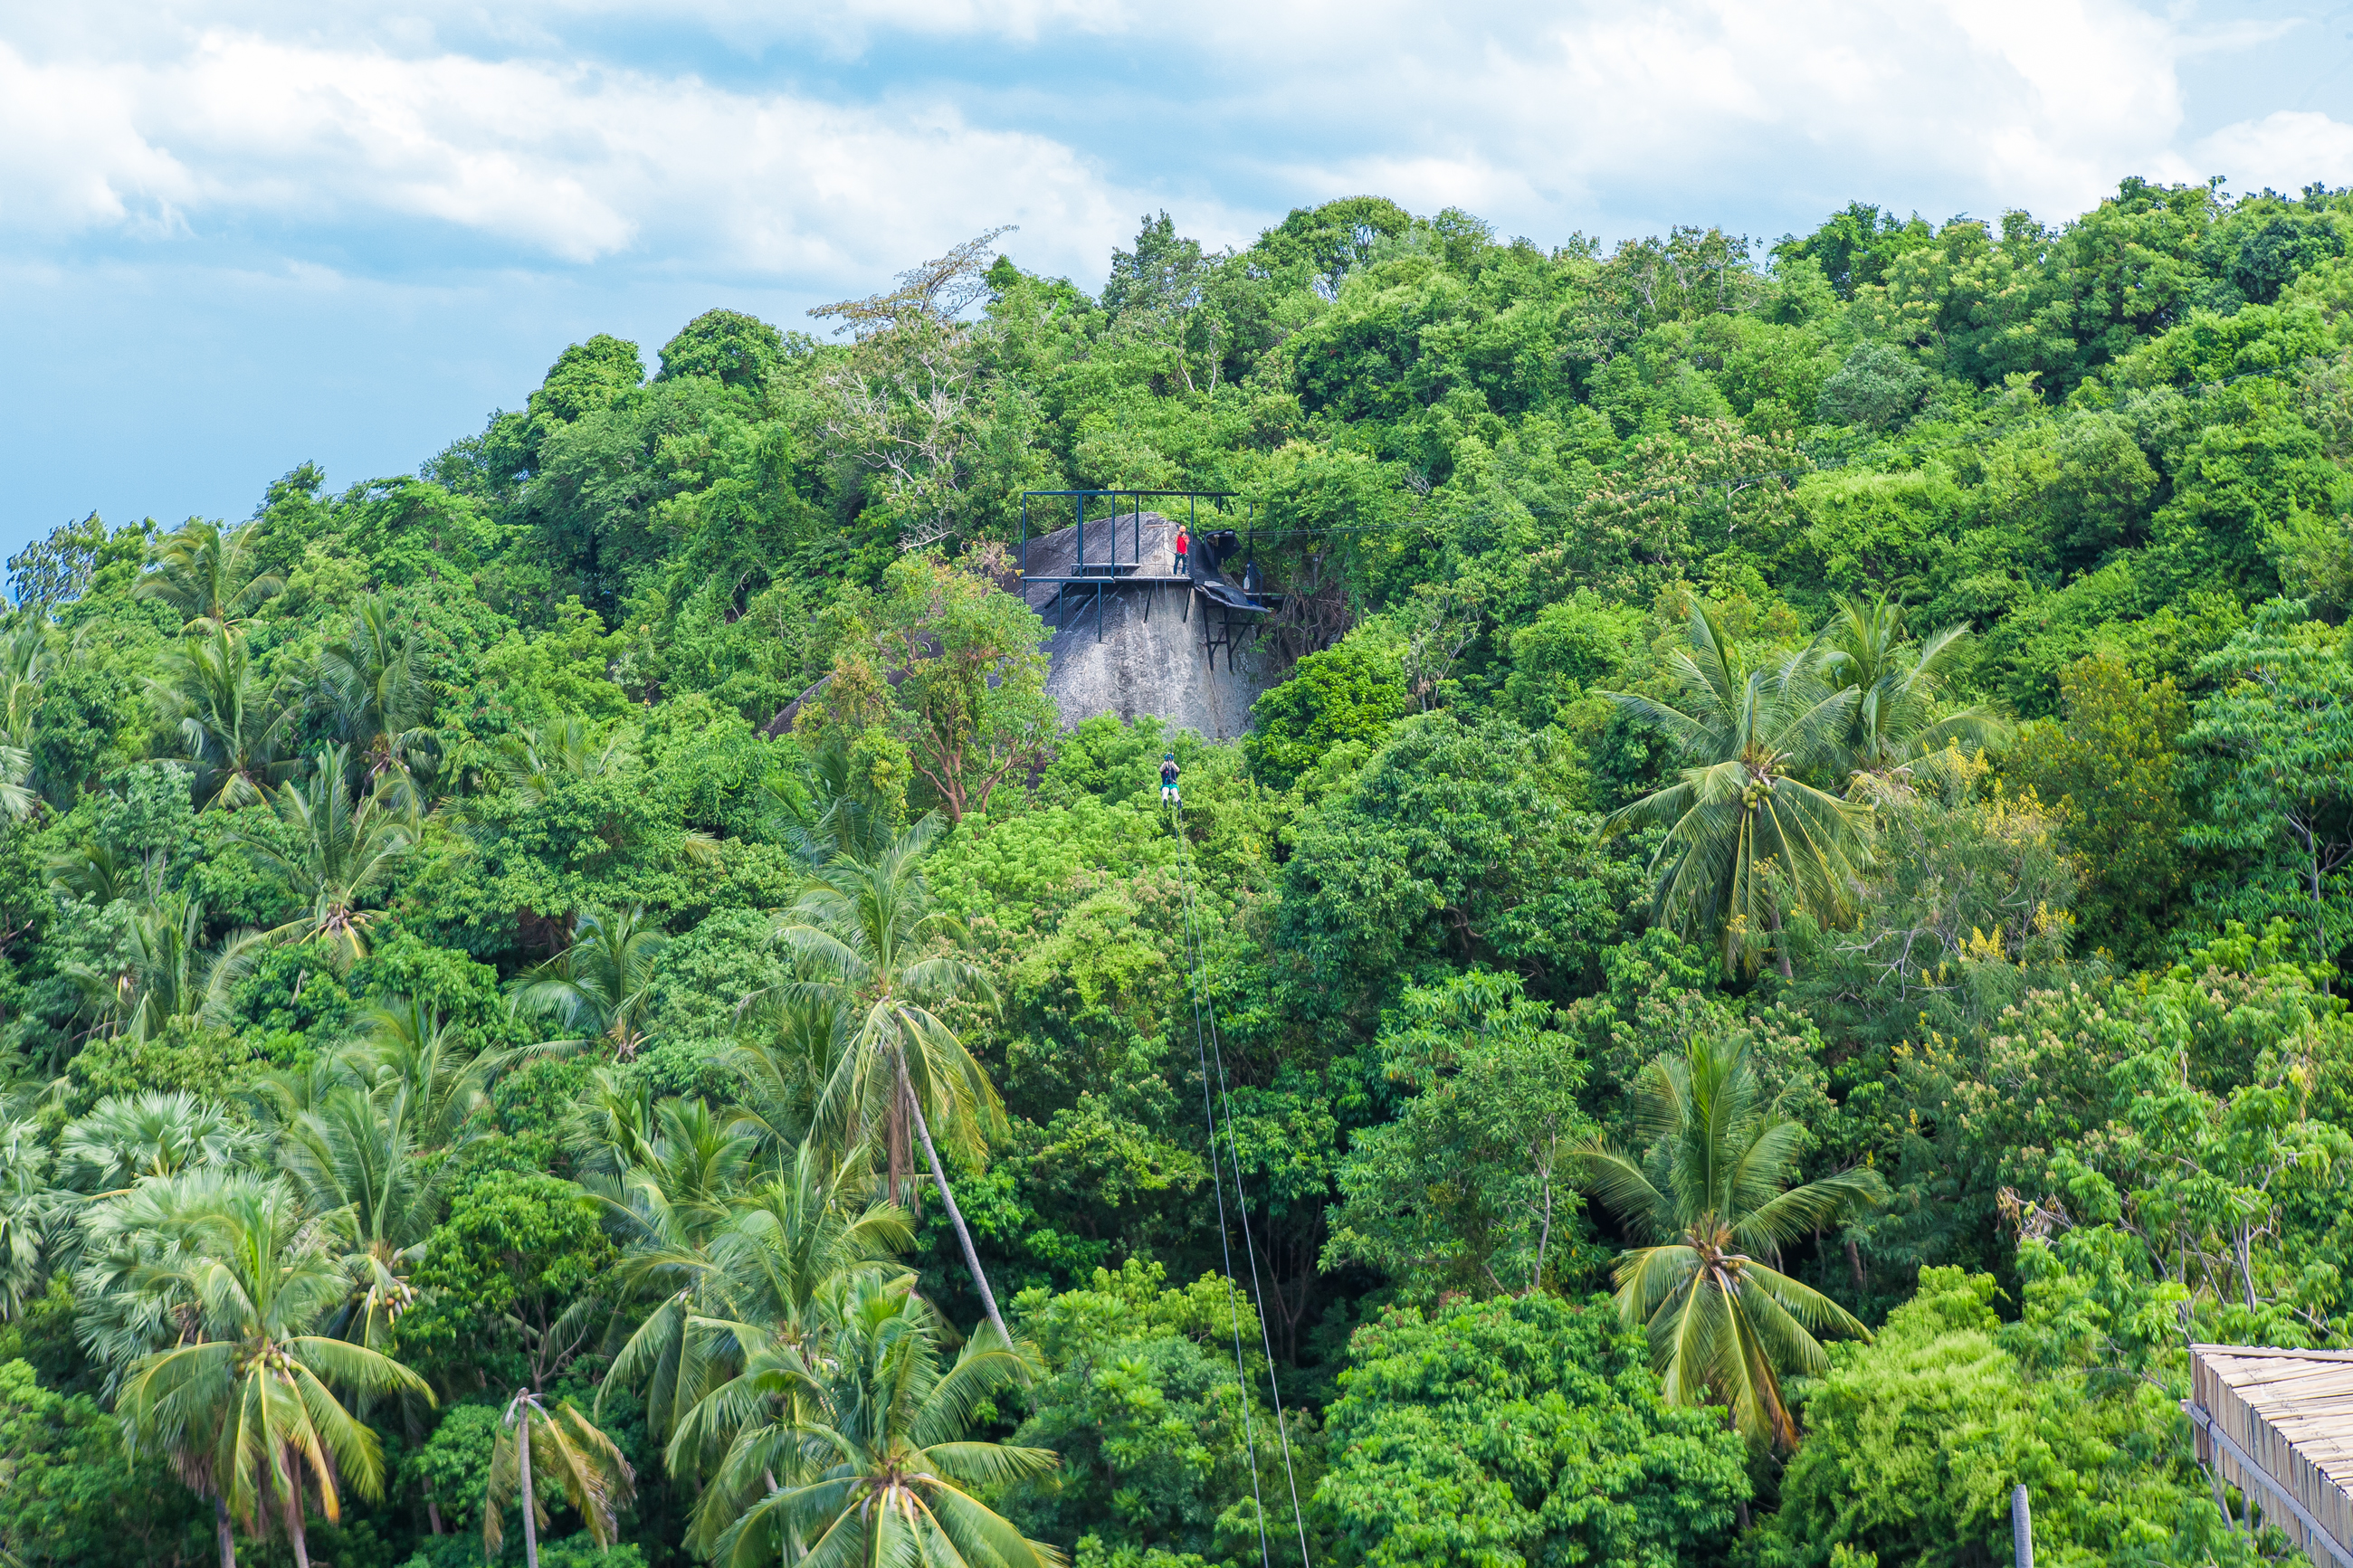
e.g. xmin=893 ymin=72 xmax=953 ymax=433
xmin=1576 ymin=1036 xmax=1885 ymax=1449
xmin=1002 ymin=1259 xmax=1315 ymax=1565
xmin=405 ymin=1162 xmax=614 ymax=1391
xmin=0 ymin=1357 xmax=209 ymax=1566
xmin=1318 ymin=1292 xmax=1748 ymax=1568
xmin=1750 ymin=1265 xmax=2263 ymax=1568
xmin=1325 ymin=970 xmax=1597 ymax=1299
xmin=2002 ymin=655 xmax=2186 ymax=971
xmin=1278 ymin=712 xmax=1635 ymax=1022
xmin=1243 ymin=637 xmax=1406 ymax=792
xmin=12 ymin=177 xmax=2353 ymax=1567
xmin=2180 ymin=601 xmax=2353 ymax=971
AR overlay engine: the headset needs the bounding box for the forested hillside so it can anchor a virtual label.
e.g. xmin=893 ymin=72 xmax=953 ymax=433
xmin=2 ymin=180 xmax=2351 ymax=1568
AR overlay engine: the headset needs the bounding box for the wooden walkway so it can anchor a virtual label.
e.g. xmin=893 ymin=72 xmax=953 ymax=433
xmin=2188 ymin=1345 xmax=2353 ymax=1565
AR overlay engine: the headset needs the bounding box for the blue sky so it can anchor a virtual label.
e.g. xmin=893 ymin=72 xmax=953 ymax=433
xmin=2 ymin=0 xmax=2349 ymax=565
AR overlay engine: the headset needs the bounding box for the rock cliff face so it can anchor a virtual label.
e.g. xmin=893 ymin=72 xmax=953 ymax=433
xmin=1021 ymin=512 xmax=1271 ymax=740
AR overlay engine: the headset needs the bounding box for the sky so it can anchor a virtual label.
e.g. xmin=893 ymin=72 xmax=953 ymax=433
xmin=4 ymin=0 xmax=2352 ymax=564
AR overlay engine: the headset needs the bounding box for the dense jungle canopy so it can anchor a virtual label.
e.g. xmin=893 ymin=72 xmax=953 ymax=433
xmin=3 ymin=179 xmax=2353 ymax=1568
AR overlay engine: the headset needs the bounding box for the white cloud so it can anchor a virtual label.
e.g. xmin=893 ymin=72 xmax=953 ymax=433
xmin=2195 ymin=109 xmax=2353 ymax=197
xmin=0 ymin=31 xmax=1168 ymax=287
xmin=1233 ymin=0 xmax=2209 ymax=238
xmin=0 ymin=0 xmax=2333 ymax=303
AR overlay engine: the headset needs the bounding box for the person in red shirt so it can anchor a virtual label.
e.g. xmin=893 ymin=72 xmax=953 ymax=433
xmin=1174 ymin=526 xmax=1188 ymax=575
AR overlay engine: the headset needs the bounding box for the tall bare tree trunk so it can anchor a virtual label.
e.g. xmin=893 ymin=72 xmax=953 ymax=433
xmin=284 ymin=1468 xmax=310 ymax=1568
xmin=214 ymin=1497 xmax=237 ymax=1568
xmin=519 ymin=1408 xmax=540 ymax=1568
xmin=902 ymin=1054 xmax=1009 ymax=1345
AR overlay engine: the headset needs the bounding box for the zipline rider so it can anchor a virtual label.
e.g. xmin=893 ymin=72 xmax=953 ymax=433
xmin=1160 ymin=752 xmax=1181 ymax=804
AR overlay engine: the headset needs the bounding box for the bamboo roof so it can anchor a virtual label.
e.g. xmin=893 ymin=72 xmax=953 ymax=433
xmin=2188 ymin=1345 xmax=2353 ymax=1567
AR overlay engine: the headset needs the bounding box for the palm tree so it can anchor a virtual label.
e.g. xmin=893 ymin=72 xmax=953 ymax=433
xmin=0 ymin=740 xmax=33 ymax=821
xmin=135 ymin=519 xmax=284 ymax=634
xmin=728 ymin=988 xmax=847 ymax=1154
xmin=75 ymin=1168 xmax=254 ymax=1383
xmin=316 ymin=595 xmax=436 ymax=800
xmin=274 ymin=1084 xmax=440 ymax=1352
xmin=0 ymin=620 xmax=52 ymax=748
xmin=575 ymin=1088 xmax=759 ymax=1435
xmin=1599 ymin=603 xmax=1872 ymax=976
xmin=656 ymin=1146 xmax=917 ymax=1557
xmin=1812 ymin=594 xmax=2009 ymax=797
xmin=490 ymin=717 xmax=638 ymax=810
xmin=1573 ymin=1036 xmax=1886 ymax=1450
xmin=713 ymin=1142 xmax=913 ymax=1352
xmin=616 ymin=1136 xmax=910 ymax=1482
xmin=148 ymin=628 xmax=302 ymax=811
xmin=112 ymin=1175 xmax=433 ymax=1568
xmin=767 ymin=815 xmax=1012 ymax=1341
xmin=0 ymin=1113 xmax=53 ymax=1320
xmin=230 ymin=744 xmax=419 ymax=967
xmin=348 ymin=995 xmax=495 ymax=1154
xmin=47 ymin=839 xmax=160 ymax=907
xmin=484 ymin=1389 xmax=636 ymax=1568
xmin=761 ymin=736 xmax=899 ymax=870
xmin=62 ymin=1091 xmax=247 ymax=1193
xmin=62 ymin=898 xmax=262 ymax=1045
xmin=707 ymin=1278 xmax=1059 ymax=1568
xmin=508 ymin=907 xmax=668 ymax=1059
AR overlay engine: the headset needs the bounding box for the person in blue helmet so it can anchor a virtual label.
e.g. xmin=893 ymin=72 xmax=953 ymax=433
xmin=1159 ymin=751 xmax=1180 ymax=804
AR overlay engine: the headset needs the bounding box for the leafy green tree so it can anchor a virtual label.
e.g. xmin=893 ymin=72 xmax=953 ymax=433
xmin=1574 ymin=1036 xmax=1885 ymax=1449
xmin=1316 ymin=1291 xmax=1748 ymax=1568
xmin=999 ymin=1259 xmax=1313 ymax=1568
xmin=657 ymin=309 xmax=786 ymax=391
xmin=400 ymin=1400 xmax=500 ymax=1544
xmin=112 ymin=1174 xmax=433 ymax=1567
xmin=6 ymin=511 xmax=107 ymax=614
xmin=0 ymin=1357 xmax=211 ymax=1567
xmin=508 ymin=907 xmax=668 ymax=1059
xmin=866 ymin=556 xmax=1056 ymax=823
xmin=1601 ymin=602 xmax=1869 ymax=976
xmin=1749 ymin=1263 xmax=2265 ymax=1568
xmin=1276 ymin=712 xmax=1638 ymax=1019
xmin=2002 ymin=653 xmax=2188 ymax=965
xmin=1242 ymin=638 xmax=1406 ymax=793
xmin=2181 ymin=602 xmax=2353 ymax=976
xmin=484 ymin=1389 xmax=635 ymax=1568
xmin=523 ymin=335 xmax=645 ymax=456
xmin=708 ymin=1278 xmax=1060 ymax=1568
xmin=1324 ymin=970 xmax=1595 ymax=1299
xmin=230 ymin=745 xmax=418 ymax=967
xmin=770 ymin=816 xmax=1011 ymax=1340
xmin=404 ymin=1155 xmax=614 ymax=1393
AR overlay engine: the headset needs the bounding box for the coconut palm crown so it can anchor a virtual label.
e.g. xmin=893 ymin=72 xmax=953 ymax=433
xmin=1574 ymin=1035 xmax=1886 ymax=1450
xmin=1599 ymin=602 xmax=1872 ymax=975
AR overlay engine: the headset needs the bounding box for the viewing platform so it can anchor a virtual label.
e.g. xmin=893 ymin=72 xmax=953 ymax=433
xmin=1019 ymin=489 xmax=1281 ymax=738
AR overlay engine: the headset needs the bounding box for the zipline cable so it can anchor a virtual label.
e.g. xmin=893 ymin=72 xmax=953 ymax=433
xmin=1168 ymin=794 xmax=1275 ymax=1568
xmin=1169 ymin=796 xmax=1314 ymax=1568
